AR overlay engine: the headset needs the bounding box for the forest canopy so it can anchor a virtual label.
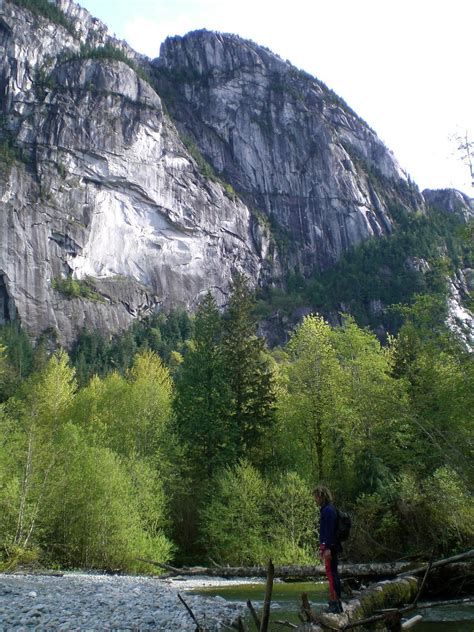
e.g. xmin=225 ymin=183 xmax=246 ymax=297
xmin=0 ymin=272 xmax=472 ymax=572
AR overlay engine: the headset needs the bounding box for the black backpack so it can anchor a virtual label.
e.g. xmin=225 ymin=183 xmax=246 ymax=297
xmin=336 ymin=509 xmax=352 ymax=542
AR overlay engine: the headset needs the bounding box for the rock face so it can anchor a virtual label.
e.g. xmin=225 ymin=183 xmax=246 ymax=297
xmin=0 ymin=1 xmax=451 ymax=346
xmin=1 ymin=1 xmax=263 ymax=344
xmin=422 ymin=188 xmax=474 ymax=222
xmin=154 ymin=30 xmax=423 ymax=274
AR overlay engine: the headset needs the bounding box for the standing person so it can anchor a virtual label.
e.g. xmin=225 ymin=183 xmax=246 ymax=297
xmin=313 ymin=485 xmax=343 ymax=614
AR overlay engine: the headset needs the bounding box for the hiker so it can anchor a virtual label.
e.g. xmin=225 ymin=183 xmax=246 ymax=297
xmin=313 ymin=485 xmax=343 ymax=614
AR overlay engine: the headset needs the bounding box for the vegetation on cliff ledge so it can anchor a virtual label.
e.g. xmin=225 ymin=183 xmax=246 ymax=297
xmin=8 ymin=0 xmax=76 ymax=36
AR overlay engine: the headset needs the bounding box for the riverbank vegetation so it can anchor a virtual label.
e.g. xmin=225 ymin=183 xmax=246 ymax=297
xmin=0 ymin=269 xmax=472 ymax=574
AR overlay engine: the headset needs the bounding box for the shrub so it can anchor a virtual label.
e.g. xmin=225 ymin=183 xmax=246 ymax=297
xmin=200 ymin=460 xmax=269 ymax=565
xmin=52 ymin=276 xmax=103 ymax=301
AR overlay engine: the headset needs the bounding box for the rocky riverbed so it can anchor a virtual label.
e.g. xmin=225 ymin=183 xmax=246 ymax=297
xmin=0 ymin=572 xmax=251 ymax=630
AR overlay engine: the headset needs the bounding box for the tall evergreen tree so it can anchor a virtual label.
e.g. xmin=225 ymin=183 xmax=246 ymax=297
xmin=222 ymin=273 xmax=277 ymax=468
xmin=174 ymin=292 xmax=231 ymax=477
xmin=172 ymin=293 xmax=231 ymax=557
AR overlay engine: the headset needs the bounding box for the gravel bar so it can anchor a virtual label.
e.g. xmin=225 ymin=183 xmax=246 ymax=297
xmin=0 ymin=572 xmax=251 ymax=630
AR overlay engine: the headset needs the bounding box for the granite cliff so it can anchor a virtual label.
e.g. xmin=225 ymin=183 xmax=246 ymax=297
xmin=154 ymin=30 xmax=422 ymax=274
xmin=0 ymin=0 xmax=470 ymax=346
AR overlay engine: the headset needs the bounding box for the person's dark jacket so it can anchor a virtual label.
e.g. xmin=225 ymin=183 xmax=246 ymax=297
xmin=319 ymin=502 xmax=339 ymax=550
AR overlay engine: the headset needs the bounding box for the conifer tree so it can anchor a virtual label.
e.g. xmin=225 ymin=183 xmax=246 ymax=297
xmin=222 ymin=273 xmax=277 ymax=468
xmin=174 ymin=292 xmax=231 ymax=477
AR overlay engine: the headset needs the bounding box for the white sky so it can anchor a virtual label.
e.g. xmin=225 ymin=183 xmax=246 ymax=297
xmin=77 ymin=0 xmax=473 ymax=195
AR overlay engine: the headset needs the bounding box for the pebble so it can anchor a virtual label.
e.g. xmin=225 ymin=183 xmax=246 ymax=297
xmin=0 ymin=573 xmax=248 ymax=631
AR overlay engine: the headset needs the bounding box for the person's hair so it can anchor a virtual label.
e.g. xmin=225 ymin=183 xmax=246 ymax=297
xmin=313 ymin=485 xmax=332 ymax=505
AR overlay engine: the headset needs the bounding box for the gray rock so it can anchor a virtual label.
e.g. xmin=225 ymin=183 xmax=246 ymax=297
xmin=155 ymin=29 xmax=424 ymax=276
xmin=3 ymin=2 xmax=467 ymax=349
xmin=0 ymin=1 xmax=262 ymax=346
xmin=423 ymin=188 xmax=474 ymax=221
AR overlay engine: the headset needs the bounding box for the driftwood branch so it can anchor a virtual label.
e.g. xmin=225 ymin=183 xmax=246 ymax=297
xmin=177 ymin=593 xmax=203 ymax=631
xmin=300 ymin=592 xmax=316 ymax=623
xmin=231 ymin=616 xmax=248 ymax=632
xmin=402 ymin=615 xmax=423 ymax=629
xmin=407 ymin=552 xmax=434 ymax=608
xmin=420 ymin=596 xmax=474 ymax=608
xmin=247 ymin=600 xmax=261 ymax=630
xmin=398 ymin=549 xmax=474 ymax=577
xmin=260 ymin=559 xmax=274 ymax=632
xmin=274 ymin=620 xmax=298 ymax=629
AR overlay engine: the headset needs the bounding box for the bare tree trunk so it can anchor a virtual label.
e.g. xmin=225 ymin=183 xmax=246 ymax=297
xmin=23 ymin=457 xmax=56 ymax=548
xmin=260 ymin=559 xmax=274 ymax=632
xmin=15 ymin=429 xmax=34 ymax=546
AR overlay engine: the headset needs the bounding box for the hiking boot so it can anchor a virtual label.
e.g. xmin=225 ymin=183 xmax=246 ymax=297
xmin=325 ymin=600 xmax=342 ymax=614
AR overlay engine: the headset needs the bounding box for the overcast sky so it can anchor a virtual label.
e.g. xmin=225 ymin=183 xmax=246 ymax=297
xmin=78 ymin=0 xmax=473 ymax=195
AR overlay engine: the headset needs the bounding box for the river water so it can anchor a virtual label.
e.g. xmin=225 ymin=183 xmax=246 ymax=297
xmin=189 ymin=579 xmax=474 ymax=631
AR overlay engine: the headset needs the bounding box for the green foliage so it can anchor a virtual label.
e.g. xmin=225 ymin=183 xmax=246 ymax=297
xmin=42 ymin=424 xmax=173 ymax=570
xmin=267 ymin=471 xmax=318 ymax=565
xmin=390 ymin=294 xmax=474 ymax=485
xmin=1 ymin=261 xmax=472 ymax=567
xmin=200 ymin=461 xmax=269 ymax=565
xmin=52 ymin=276 xmax=103 ymax=301
xmin=57 ymin=44 xmax=151 ymax=84
xmin=277 ymin=315 xmax=347 ymax=484
xmin=257 ymin=205 xmax=472 ymax=335
xmin=0 ymin=141 xmax=18 ymax=172
xmin=70 ymin=350 xmax=174 ymax=462
xmin=222 ymin=273 xmax=278 ymax=468
xmin=172 ymin=285 xmax=277 ymax=558
xmin=0 ymin=408 xmax=22 ymax=558
xmin=349 ymin=466 xmax=474 ymax=560
xmin=0 ymin=324 xmax=35 ymax=400
xmin=174 ymin=293 xmax=232 ymax=477
xmin=0 ymin=351 xmax=76 ymax=555
xmin=330 ymin=317 xmax=412 ymax=497
xmin=9 ymin=0 xmax=76 ymax=36
xmin=0 ymin=348 xmax=175 ymax=571
xmin=70 ymin=309 xmax=193 ymax=385
xmin=180 ymin=133 xmax=219 ymax=182
xmin=201 ymin=463 xmax=317 ymax=565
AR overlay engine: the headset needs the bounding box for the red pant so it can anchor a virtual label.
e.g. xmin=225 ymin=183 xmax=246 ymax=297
xmin=324 ymin=551 xmax=341 ymax=600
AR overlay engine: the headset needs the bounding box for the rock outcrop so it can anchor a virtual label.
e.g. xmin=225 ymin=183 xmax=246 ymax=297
xmin=0 ymin=2 xmax=462 ymax=346
xmin=1 ymin=1 xmax=264 ymax=344
xmin=422 ymin=188 xmax=474 ymax=223
xmin=154 ymin=30 xmax=423 ymax=274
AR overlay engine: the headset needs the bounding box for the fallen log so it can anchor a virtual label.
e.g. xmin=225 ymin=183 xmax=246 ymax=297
xmin=417 ymin=596 xmax=474 ymax=609
xmin=137 ymin=558 xmax=414 ymax=580
xmin=138 ymin=549 xmax=474 ymax=588
xmin=398 ymin=549 xmax=474 ymax=577
xmin=293 ymin=575 xmax=421 ymax=631
xmin=291 ymin=552 xmax=474 ymax=631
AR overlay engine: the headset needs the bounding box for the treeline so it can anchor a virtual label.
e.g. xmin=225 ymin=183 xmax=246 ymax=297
xmin=256 ymin=204 xmax=472 ymax=333
xmin=0 ymin=275 xmax=472 ymax=572
xmin=9 ymin=0 xmax=77 ymax=36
